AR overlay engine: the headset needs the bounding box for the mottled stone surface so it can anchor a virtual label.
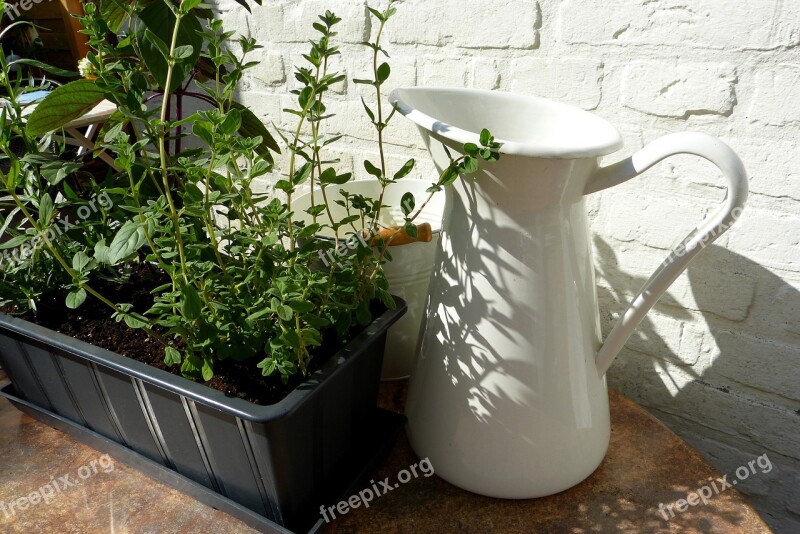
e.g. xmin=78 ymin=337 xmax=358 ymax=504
xmin=0 ymin=369 xmax=258 ymax=534
xmin=0 ymin=370 xmax=770 ymax=533
xmin=324 ymin=382 xmax=771 ymax=533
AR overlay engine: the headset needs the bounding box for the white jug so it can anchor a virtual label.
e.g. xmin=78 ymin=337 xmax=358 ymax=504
xmin=390 ymin=87 xmax=748 ymax=498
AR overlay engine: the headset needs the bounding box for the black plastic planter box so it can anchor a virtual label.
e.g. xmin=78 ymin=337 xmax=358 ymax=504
xmin=0 ymin=300 xmax=406 ymax=532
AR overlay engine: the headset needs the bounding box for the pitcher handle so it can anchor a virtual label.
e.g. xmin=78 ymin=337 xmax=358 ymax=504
xmin=585 ymin=132 xmax=748 ymax=377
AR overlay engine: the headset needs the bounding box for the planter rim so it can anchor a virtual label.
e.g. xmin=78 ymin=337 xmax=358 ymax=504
xmin=0 ymin=297 xmax=406 ymax=423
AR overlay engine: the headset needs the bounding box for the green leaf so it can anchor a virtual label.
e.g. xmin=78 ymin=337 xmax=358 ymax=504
xmin=219 ymin=108 xmax=242 ymax=135
xmin=181 ymin=352 xmax=202 ymax=377
xmin=376 ymin=62 xmax=391 ymax=84
xmin=5 ymin=155 xmax=19 ymax=190
xmin=231 ymin=102 xmax=281 ymax=161
xmin=464 ymin=143 xmax=479 ymax=157
xmin=201 ymin=357 xmax=214 ymax=381
xmin=439 ymin=165 xmax=459 ymax=186
xmin=293 ymin=162 xmax=312 ymax=186
xmin=296 ymin=223 xmax=321 ymax=238
xmin=401 ymin=192 xmax=415 ymax=216
xmin=164 ymin=347 xmax=182 ymax=366
xmin=40 ymin=161 xmax=81 ymax=186
xmin=298 ymin=86 xmax=313 ymax=108
xmin=66 ymin=289 xmax=87 ymax=309
xmin=459 ymin=156 xmax=479 ymax=174
xmin=258 ymin=357 xmax=277 ymax=377
xmin=278 ymin=330 xmax=300 ymax=352
xmin=232 ymin=0 xmax=263 ymax=13
xmin=404 ymin=221 xmax=418 ymax=239
xmin=364 ymin=160 xmax=382 ymax=179
xmin=72 ymin=251 xmax=91 ymax=272
xmin=378 ymin=289 xmax=396 ymax=310
xmin=319 ymin=168 xmax=351 ymax=185
xmin=135 ymin=3 xmax=203 ymax=92
xmin=277 ymin=305 xmax=293 ymax=322
xmin=26 ymin=80 xmax=105 ymax=136
xmin=173 ymin=44 xmax=195 ymax=61
xmin=102 ymin=121 xmax=125 ymax=143
xmin=480 ymin=128 xmax=492 ymax=146
xmin=301 ymin=328 xmax=322 ymax=348
xmin=9 ymin=59 xmax=77 ymax=78
xmin=99 ymin=0 xmax=131 ymax=33
xmin=0 ymin=235 xmax=27 ymax=250
xmin=124 ymin=313 xmax=149 ymax=329
xmin=247 ymin=307 xmax=272 ymax=322
xmin=306 ymin=205 xmax=327 ymax=217
xmin=360 ymin=97 xmax=375 ymax=123
xmin=275 ymin=180 xmax=293 ymax=192
xmin=393 ymin=159 xmax=415 ymax=180
xmin=288 ymin=300 xmax=315 ymax=313
xmin=108 ymin=220 xmax=147 ymax=264
xmin=180 ymin=284 xmax=203 ymax=321
xmin=144 ymin=28 xmax=170 ymax=61
xmin=192 ymin=122 xmax=214 ymax=146
xmin=181 ymin=0 xmax=203 ymax=13
xmin=94 ymin=239 xmax=112 ymax=265
xmin=38 ymin=194 xmax=54 ymax=228
xmin=479 ymin=147 xmax=495 ymax=161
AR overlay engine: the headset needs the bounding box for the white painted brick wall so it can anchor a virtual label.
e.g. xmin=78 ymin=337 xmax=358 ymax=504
xmin=216 ymin=0 xmax=800 ymax=529
xmin=621 ymin=62 xmax=737 ymax=118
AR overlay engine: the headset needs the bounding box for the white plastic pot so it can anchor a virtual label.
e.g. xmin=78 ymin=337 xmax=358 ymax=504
xmin=294 ymin=180 xmax=445 ymax=380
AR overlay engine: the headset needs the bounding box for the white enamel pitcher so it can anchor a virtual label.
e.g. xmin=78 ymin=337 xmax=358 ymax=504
xmin=389 ymin=88 xmax=748 ymax=498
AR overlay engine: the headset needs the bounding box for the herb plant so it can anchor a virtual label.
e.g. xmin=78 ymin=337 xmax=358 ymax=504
xmin=0 ymin=0 xmax=500 ymax=387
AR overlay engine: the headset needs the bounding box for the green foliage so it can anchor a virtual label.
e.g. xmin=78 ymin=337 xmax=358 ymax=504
xmin=135 ymin=2 xmax=203 ymax=92
xmin=26 ymin=80 xmax=106 ymax=135
xmin=0 ymin=0 xmax=501 ymax=389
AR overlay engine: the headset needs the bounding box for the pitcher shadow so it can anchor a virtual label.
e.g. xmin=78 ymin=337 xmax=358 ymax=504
xmin=593 ymin=235 xmax=799 ymax=531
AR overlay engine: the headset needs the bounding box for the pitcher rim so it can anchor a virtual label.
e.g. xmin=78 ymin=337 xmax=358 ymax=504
xmin=389 ymin=87 xmax=624 ymax=159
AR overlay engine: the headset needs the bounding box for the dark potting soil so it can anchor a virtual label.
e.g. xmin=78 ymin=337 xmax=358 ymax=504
xmin=1 ymin=264 xmax=370 ymax=406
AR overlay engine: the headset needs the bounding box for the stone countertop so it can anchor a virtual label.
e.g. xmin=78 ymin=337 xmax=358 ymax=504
xmin=0 ymin=369 xmax=258 ymax=534
xmin=326 ymin=381 xmax=772 ymax=533
xmin=0 ymin=370 xmax=771 ymax=533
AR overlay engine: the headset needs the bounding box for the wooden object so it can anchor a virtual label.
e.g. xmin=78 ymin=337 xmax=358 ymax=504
xmin=371 ymin=222 xmax=433 ymax=247
xmin=59 ymin=0 xmax=90 ymax=59
xmin=6 ymin=0 xmax=89 ymax=73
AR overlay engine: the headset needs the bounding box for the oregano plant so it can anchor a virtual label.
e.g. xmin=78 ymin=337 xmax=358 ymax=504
xmin=0 ymin=0 xmax=500 ymax=388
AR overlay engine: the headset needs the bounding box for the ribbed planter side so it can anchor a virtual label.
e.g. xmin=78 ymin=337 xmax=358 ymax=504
xmin=0 ymin=300 xmax=405 ymax=530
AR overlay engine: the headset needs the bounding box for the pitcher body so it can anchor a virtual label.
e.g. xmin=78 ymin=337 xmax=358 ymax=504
xmin=406 ymin=147 xmax=611 ymax=498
